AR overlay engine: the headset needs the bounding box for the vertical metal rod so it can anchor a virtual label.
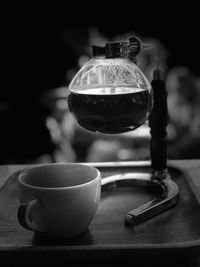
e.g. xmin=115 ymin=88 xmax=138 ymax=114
xmin=149 ymin=69 xmax=168 ymax=174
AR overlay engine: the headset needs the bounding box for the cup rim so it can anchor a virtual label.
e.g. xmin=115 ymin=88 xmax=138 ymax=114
xmin=18 ymin=163 xmax=101 ymax=190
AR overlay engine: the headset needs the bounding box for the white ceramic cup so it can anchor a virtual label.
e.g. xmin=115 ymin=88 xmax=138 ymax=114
xmin=17 ymin=163 xmax=101 ymax=239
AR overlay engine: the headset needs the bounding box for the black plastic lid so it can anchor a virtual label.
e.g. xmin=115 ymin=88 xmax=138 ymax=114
xmin=92 ymin=36 xmax=141 ymax=62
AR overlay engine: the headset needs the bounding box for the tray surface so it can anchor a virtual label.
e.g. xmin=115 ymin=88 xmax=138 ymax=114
xmin=0 ymin=162 xmax=200 ymax=260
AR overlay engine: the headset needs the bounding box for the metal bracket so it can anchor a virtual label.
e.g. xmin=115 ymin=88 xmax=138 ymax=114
xmin=101 ymin=170 xmax=179 ymax=227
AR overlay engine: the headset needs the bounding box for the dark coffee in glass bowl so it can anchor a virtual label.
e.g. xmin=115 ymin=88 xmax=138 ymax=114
xmin=68 ymin=87 xmax=152 ymax=134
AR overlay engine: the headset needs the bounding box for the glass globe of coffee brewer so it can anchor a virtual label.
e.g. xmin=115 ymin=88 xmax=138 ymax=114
xmin=68 ymin=37 xmax=152 ymax=134
xmin=68 ymin=37 xmax=179 ymax=226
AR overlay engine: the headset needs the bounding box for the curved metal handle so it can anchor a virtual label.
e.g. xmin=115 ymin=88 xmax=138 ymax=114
xmin=101 ymin=172 xmax=179 ymax=227
xmin=124 ymin=178 xmax=179 ymax=226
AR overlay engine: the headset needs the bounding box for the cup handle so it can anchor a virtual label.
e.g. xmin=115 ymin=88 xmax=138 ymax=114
xmin=17 ymin=199 xmax=45 ymax=232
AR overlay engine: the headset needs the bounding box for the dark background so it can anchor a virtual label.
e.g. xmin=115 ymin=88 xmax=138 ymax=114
xmin=1 ymin=4 xmax=200 ymax=162
xmin=3 ymin=3 xmax=200 ymax=93
xmin=3 ymin=3 xmax=200 ymax=96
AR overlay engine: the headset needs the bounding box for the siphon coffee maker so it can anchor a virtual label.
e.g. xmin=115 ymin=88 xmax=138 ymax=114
xmin=68 ymin=37 xmax=179 ymax=226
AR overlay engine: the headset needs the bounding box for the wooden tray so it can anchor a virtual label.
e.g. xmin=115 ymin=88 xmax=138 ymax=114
xmin=0 ymin=162 xmax=200 ymax=265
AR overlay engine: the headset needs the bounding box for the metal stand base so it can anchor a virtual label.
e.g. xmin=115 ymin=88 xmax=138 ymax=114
xmin=101 ymin=170 xmax=179 ymax=227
